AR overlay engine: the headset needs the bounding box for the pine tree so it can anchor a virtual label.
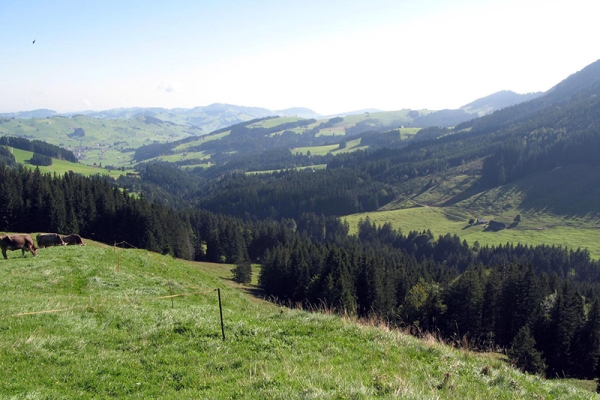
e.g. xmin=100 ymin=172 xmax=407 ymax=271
xmin=232 ymin=260 xmax=252 ymax=285
xmin=445 ymin=265 xmax=484 ymax=340
xmin=232 ymin=248 xmax=252 ymax=285
xmin=572 ymin=298 xmax=600 ymax=378
xmin=508 ymin=325 xmax=545 ymax=376
xmin=544 ymin=282 xmax=585 ymax=377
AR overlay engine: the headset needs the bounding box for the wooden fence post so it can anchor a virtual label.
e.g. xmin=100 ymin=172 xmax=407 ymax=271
xmin=217 ymin=288 xmax=225 ymax=341
xmin=169 ymin=281 xmax=174 ymax=308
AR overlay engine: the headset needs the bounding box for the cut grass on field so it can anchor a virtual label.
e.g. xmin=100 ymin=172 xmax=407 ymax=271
xmin=0 ymin=241 xmax=596 ymax=398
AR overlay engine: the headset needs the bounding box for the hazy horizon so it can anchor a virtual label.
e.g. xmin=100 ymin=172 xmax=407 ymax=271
xmin=2 ymin=0 xmax=598 ymax=115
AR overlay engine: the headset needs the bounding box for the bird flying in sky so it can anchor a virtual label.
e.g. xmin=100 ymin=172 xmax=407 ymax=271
xmin=32 ymin=39 xmax=35 ymax=44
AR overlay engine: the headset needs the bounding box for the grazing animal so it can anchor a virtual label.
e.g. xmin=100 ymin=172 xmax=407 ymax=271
xmin=61 ymin=234 xmax=85 ymax=246
xmin=36 ymin=233 xmax=66 ymax=248
xmin=0 ymin=234 xmax=38 ymax=259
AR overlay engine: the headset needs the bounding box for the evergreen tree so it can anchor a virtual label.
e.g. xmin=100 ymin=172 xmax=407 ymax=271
xmin=572 ymin=298 xmax=600 ymax=378
xmin=232 ymin=260 xmax=252 ymax=284
xmin=543 ymin=282 xmax=585 ymax=377
xmin=495 ymin=264 xmax=542 ymax=347
xmin=444 ymin=265 xmax=485 ymax=340
xmin=231 ymin=246 xmax=253 ymax=285
xmin=508 ymin=325 xmax=545 ymax=376
xmin=319 ymin=247 xmax=356 ymax=314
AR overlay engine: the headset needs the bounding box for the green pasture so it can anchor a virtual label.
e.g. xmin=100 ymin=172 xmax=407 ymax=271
xmin=0 ymin=115 xmax=199 ymax=167
xmin=292 ymin=144 xmax=338 ymax=156
xmin=292 ymin=138 xmax=367 ymax=156
xmin=248 ymin=116 xmax=303 ymax=129
xmin=260 ymin=111 xmax=429 ymax=139
xmin=0 ymin=241 xmax=594 ymax=398
xmin=315 ymin=126 xmax=346 ymax=136
xmin=80 ymin=147 xmax=135 ymax=170
xmin=186 ymin=130 xmax=231 ymax=145
xmin=399 ymin=127 xmax=421 ymax=137
xmin=10 ymin=148 xmax=127 ymax=178
xmin=344 ymin=206 xmax=600 ymax=259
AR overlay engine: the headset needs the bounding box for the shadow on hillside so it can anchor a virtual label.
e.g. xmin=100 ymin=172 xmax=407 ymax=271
xmin=242 ymin=286 xmax=267 ymax=299
xmin=440 ymin=181 xmax=487 ymax=207
xmin=509 ymin=165 xmax=600 ymax=218
xmin=220 ymin=275 xmax=270 ymax=301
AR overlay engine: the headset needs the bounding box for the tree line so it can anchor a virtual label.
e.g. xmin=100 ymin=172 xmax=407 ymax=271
xmin=259 ymin=218 xmax=600 ymax=379
xmin=0 ymin=136 xmax=78 ymax=162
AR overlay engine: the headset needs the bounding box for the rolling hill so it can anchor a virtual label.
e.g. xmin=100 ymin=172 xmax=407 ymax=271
xmin=0 ymin=114 xmax=201 ymax=169
xmin=0 ymin=88 xmax=540 ymax=171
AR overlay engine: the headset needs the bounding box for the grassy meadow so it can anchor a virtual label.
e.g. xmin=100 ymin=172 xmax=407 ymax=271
xmin=292 ymin=138 xmax=367 ymax=156
xmin=344 ymin=206 xmax=600 ymax=259
xmin=0 ymin=240 xmax=596 ymax=398
xmin=10 ymin=148 xmax=128 ymax=178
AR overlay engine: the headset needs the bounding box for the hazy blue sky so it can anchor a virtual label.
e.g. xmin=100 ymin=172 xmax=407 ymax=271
xmin=1 ymin=0 xmax=597 ymax=115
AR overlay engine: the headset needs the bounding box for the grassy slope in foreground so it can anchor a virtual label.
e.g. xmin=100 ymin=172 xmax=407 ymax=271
xmin=0 ymin=242 xmax=595 ymax=399
xmin=344 ymin=206 xmax=600 ymax=259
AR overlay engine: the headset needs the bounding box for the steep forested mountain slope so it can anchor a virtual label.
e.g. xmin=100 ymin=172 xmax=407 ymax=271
xmin=328 ymin=60 xmax=600 ymax=207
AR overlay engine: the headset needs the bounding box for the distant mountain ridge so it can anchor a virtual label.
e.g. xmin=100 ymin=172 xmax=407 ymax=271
xmin=0 ymin=88 xmax=541 ymax=133
xmin=459 ymin=90 xmax=543 ymax=116
xmin=0 ymin=104 xmax=322 ymax=134
xmin=411 ymin=90 xmax=543 ymax=127
xmin=0 ymin=109 xmax=58 ymax=119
